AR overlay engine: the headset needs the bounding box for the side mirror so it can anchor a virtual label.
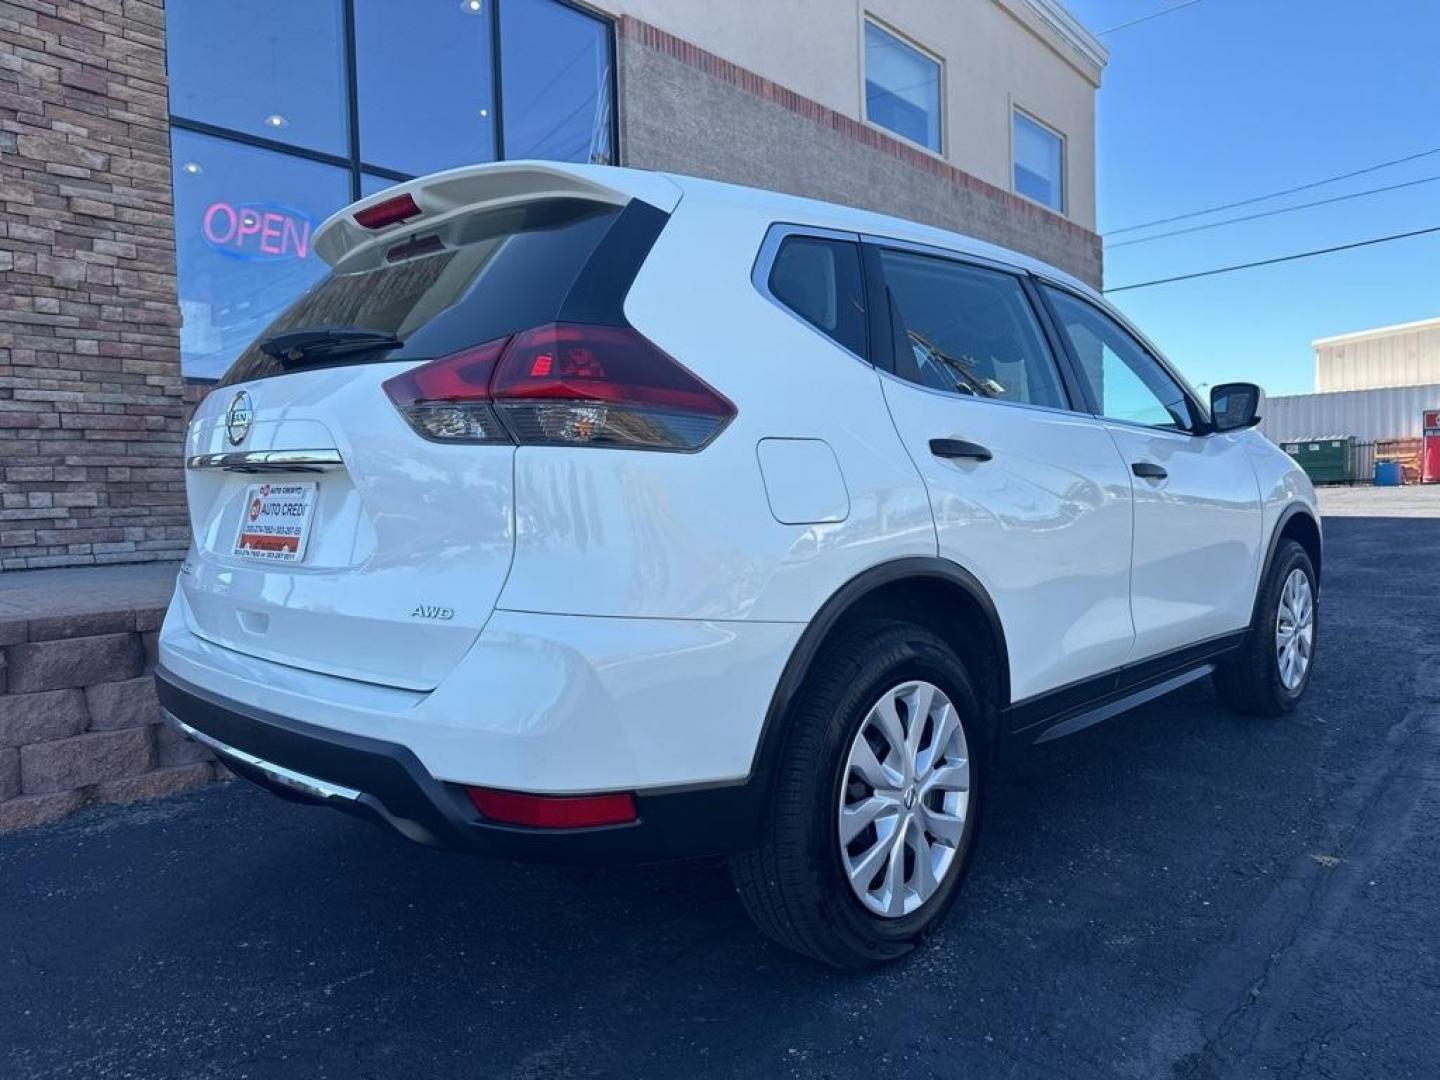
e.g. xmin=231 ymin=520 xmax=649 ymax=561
xmin=1210 ymin=382 xmax=1264 ymax=432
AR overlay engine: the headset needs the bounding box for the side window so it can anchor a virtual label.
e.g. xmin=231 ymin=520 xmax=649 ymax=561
xmin=1042 ymin=287 xmax=1198 ymax=432
xmin=878 ymin=249 xmax=1069 ymax=410
xmin=767 ymin=236 xmax=868 ymax=357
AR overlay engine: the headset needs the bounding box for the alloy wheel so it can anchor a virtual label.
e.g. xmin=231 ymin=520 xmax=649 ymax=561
xmin=838 ymin=680 xmax=971 ymax=918
xmin=1275 ymin=567 xmax=1315 ymax=692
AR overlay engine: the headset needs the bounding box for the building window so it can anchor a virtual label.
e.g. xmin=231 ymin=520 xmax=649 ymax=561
xmin=165 ymin=0 xmax=616 ymax=382
xmin=863 ymin=20 xmax=942 ymax=153
xmin=354 ymin=0 xmax=498 ymax=177
xmin=1013 ymin=109 xmax=1065 ymax=213
xmin=169 ymin=131 xmax=350 ymax=382
xmin=500 ymin=0 xmax=614 ymax=164
xmin=166 ymin=0 xmax=349 ymax=156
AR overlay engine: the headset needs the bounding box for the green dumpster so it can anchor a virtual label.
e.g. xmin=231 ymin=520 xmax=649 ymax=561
xmin=1279 ymin=436 xmax=1354 ymax=485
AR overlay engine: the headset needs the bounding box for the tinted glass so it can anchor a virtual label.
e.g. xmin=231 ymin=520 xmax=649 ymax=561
xmin=166 ymin=0 xmax=348 ymax=155
xmin=500 ymin=0 xmax=614 ymax=163
xmin=768 ymin=237 xmax=868 ymax=356
xmin=355 ymin=0 xmax=497 ymax=175
xmin=880 ymin=251 xmax=1068 ymax=410
xmin=1014 ymin=111 xmax=1064 ymax=212
xmin=865 ymin=22 xmax=941 ymax=152
xmin=1043 ymin=288 xmax=1197 ymax=431
xmin=171 ymin=130 xmax=351 ymax=381
xmin=361 ymin=172 xmax=401 ymax=198
xmin=219 ymin=199 xmax=619 ymax=386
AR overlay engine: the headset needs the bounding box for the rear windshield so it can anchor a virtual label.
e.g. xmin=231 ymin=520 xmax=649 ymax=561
xmin=218 ymin=198 xmax=620 ymax=387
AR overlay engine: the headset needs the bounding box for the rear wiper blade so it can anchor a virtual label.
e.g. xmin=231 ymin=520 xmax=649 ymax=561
xmin=259 ymin=328 xmax=403 ymax=368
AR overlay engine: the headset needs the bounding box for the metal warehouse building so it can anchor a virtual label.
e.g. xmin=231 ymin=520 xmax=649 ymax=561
xmin=1313 ymin=317 xmax=1440 ymax=393
xmin=1261 ymin=317 xmax=1440 ymax=447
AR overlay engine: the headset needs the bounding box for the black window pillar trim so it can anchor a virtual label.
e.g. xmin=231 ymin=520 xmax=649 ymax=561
xmin=1020 ymin=272 xmax=1090 ymax=414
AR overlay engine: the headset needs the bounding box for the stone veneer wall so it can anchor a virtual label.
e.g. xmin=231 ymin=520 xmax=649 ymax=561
xmin=0 ymin=0 xmax=189 ymax=571
xmin=0 ymin=604 xmax=219 ymax=832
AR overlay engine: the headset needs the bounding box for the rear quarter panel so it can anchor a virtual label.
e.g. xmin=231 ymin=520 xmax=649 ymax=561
xmin=495 ymin=193 xmax=937 ymax=622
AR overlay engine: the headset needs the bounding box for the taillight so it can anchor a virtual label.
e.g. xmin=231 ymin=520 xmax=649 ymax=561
xmin=381 ymin=338 xmax=510 ymax=444
xmin=382 ymin=323 xmax=735 ymax=452
xmin=466 ymin=786 xmax=638 ymax=829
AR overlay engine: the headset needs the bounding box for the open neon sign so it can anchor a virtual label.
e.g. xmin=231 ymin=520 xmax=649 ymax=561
xmin=201 ymin=201 xmax=314 ymax=262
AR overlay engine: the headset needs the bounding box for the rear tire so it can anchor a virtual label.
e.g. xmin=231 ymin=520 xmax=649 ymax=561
xmin=1213 ymin=539 xmax=1317 ymax=717
xmin=730 ymin=620 xmax=986 ymax=969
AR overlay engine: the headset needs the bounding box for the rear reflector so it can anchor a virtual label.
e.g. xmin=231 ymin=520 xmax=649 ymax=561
xmin=354 ymin=193 xmax=421 ymax=229
xmin=466 ymin=787 xmax=638 ymax=829
xmin=382 ymin=323 xmax=735 ymax=451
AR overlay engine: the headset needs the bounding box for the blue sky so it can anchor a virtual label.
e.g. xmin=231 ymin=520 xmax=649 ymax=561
xmin=1062 ymin=0 xmax=1440 ymax=396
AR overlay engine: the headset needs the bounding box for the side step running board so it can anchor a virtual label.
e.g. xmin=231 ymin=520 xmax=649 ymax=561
xmin=1032 ymin=665 xmax=1214 ymax=744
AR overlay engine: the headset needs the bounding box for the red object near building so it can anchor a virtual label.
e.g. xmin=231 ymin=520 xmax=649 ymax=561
xmin=1424 ymin=410 xmax=1440 ymax=483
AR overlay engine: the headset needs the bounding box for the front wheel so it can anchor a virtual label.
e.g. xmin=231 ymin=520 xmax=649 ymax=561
xmin=1213 ymin=538 xmax=1318 ymax=716
xmin=730 ymin=621 xmax=986 ymax=969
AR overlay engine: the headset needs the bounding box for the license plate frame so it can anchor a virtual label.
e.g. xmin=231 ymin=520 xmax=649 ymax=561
xmin=232 ymin=481 xmax=318 ymax=563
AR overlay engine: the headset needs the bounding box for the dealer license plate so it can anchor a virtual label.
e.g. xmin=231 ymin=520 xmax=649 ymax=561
xmin=233 ymin=481 xmax=317 ymax=563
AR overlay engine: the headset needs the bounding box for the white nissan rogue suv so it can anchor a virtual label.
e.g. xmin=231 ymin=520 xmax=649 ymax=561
xmin=158 ymin=162 xmax=1321 ymax=969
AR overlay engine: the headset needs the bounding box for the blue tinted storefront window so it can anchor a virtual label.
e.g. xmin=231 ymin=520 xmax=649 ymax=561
xmin=361 ymin=172 xmax=402 ymax=198
xmin=501 ymin=0 xmax=613 ymax=163
xmin=170 ymin=131 xmax=350 ymax=381
xmin=165 ymin=0 xmax=616 ymax=381
xmin=355 ymin=0 xmax=497 ymax=176
xmin=166 ymin=0 xmax=348 ymax=156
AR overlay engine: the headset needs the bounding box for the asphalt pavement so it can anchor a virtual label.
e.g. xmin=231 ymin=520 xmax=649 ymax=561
xmin=3 ymin=503 xmax=1438 ymax=1079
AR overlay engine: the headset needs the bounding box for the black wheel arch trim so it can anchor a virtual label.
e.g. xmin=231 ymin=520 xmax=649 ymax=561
xmin=1260 ymin=502 xmax=1323 ymax=601
xmin=744 ymin=556 xmax=1011 ymax=797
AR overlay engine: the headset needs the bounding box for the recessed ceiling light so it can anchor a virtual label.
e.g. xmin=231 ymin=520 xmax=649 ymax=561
xmin=479 ymin=108 xmax=489 ymax=118
xmin=182 ymin=161 xmax=202 ymax=175
xmin=460 ymin=0 xmax=482 ymax=12
xmin=263 ymin=113 xmax=288 ymax=129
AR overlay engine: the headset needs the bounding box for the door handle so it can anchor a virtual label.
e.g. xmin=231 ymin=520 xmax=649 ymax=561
xmin=1131 ymin=462 xmax=1168 ymax=480
xmin=929 ymin=438 xmax=992 ymax=462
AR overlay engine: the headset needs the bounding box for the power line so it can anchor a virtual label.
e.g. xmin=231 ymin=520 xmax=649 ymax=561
xmin=1097 ymin=0 xmax=1205 ymax=35
xmin=1103 ymin=224 xmax=1440 ymax=293
xmin=1107 ymin=145 xmax=1440 ymax=236
xmin=1106 ymin=173 xmax=1440 ymax=248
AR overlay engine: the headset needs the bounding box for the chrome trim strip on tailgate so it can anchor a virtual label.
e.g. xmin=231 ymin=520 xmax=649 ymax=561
xmin=186 ymin=449 xmax=345 ymax=473
xmin=163 ymin=710 xmax=362 ymax=802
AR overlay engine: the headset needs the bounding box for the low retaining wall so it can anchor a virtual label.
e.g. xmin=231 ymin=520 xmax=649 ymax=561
xmin=0 ymin=604 xmax=220 ymax=832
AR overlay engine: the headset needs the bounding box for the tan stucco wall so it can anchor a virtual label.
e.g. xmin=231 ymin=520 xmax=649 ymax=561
xmin=586 ymin=0 xmax=1101 ymax=229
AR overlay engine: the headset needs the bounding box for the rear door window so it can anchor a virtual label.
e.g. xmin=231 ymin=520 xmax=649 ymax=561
xmin=219 ymin=198 xmax=620 ymax=386
xmin=878 ymin=249 xmax=1070 ymax=410
xmin=766 ymin=236 xmax=868 ymax=357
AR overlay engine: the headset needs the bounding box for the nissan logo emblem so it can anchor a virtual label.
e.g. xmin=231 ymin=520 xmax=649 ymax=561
xmin=225 ymin=390 xmax=254 ymax=446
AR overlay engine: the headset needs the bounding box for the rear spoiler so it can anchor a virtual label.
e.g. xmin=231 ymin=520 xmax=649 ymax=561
xmin=314 ymin=161 xmax=684 ymax=268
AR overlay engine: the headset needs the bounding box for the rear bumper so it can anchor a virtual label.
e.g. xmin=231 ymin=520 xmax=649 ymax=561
xmin=155 ymin=668 xmax=765 ymax=862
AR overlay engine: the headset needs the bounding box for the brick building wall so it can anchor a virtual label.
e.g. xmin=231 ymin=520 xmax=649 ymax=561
xmin=0 ymin=0 xmax=189 ymax=571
